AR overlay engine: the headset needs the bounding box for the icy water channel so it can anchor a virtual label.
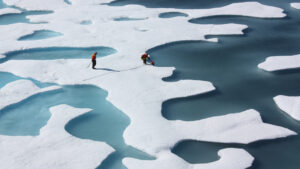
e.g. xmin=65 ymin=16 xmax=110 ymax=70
xmin=148 ymin=3 xmax=300 ymax=169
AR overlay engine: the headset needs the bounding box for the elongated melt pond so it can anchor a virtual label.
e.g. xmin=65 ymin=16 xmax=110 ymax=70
xmin=159 ymin=12 xmax=188 ymax=18
xmin=0 ymin=46 xmax=117 ymax=63
xmin=18 ymin=30 xmax=63 ymax=41
xmin=148 ymin=4 xmax=300 ymax=169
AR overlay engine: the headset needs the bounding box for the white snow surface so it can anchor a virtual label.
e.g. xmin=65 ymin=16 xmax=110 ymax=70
xmin=0 ymin=8 xmax=21 ymax=16
xmin=0 ymin=79 xmax=61 ymax=110
xmin=0 ymin=104 xmax=114 ymax=169
xmin=3 ymin=0 xmax=68 ymax=10
xmin=0 ymin=1 xmax=286 ymax=57
xmin=258 ymin=54 xmax=300 ymax=71
xmin=0 ymin=0 xmax=294 ymax=168
xmin=124 ymin=148 xmax=254 ymax=169
xmin=0 ymin=60 xmax=296 ymax=154
xmin=274 ymin=95 xmax=300 ymax=121
xmin=291 ymin=3 xmax=300 ymax=9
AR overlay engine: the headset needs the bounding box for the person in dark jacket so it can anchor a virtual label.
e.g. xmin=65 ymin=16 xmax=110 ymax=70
xmin=141 ymin=53 xmax=155 ymax=65
xmin=141 ymin=53 xmax=149 ymax=64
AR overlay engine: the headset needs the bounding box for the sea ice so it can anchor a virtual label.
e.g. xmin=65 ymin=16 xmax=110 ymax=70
xmin=3 ymin=0 xmax=67 ymax=10
xmin=0 ymin=1 xmax=285 ymax=57
xmin=291 ymin=3 xmax=300 ymax=9
xmin=0 ymin=104 xmax=114 ymax=169
xmin=124 ymin=148 xmax=254 ymax=169
xmin=258 ymin=54 xmax=300 ymax=71
xmin=0 ymin=79 xmax=61 ymax=110
xmin=0 ymin=0 xmax=294 ymax=168
xmin=274 ymin=95 xmax=300 ymax=121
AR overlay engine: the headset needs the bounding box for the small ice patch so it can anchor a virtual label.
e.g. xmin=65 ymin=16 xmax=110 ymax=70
xmin=274 ymin=95 xmax=300 ymax=121
xmin=258 ymin=54 xmax=300 ymax=71
xmin=291 ymin=3 xmax=300 ymax=9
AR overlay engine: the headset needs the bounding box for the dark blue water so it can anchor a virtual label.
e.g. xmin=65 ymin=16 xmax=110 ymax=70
xmin=146 ymin=3 xmax=300 ymax=169
xmin=18 ymin=30 xmax=63 ymax=41
xmin=159 ymin=12 xmax=188 ymax=18
xmin=0 ymin=46 xmax=117 ymax=63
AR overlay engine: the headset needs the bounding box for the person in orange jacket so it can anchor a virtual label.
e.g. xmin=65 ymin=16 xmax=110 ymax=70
xmin=91 ymin=52 xmax=97 ymax=69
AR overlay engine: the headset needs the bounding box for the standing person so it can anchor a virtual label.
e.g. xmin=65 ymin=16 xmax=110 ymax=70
xmin=91 ymin=52 xmax=97 ymax=69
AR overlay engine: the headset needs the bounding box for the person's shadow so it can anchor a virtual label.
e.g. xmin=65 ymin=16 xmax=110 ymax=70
xmin=95 ymin=68 xmax=120 ymax=72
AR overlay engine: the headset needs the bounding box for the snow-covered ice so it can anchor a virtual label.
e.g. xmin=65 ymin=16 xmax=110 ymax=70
xmin=0 ymin=79 xmax=61 ymax=110
xmin=3 ymin=0 xmax=68 ymax=10
xmin=1 ymin=60 xmax=295 ymax=155
xmin=291 ymin=3 xmax=300 ymax=9
xmin=0 ymin=1 xmax=285 ymax=57
xmin=258 ymin=54 xmax=300 ymax=71
xmin=0 ymin=104 xmax=114 ymax=169
xmin=0 ymin=0 xmax=296 ymax=168
xmin=124 ymin=148 xmax=254 ymax=169
xmin=274 ymin=95 xmax=300 ymax=121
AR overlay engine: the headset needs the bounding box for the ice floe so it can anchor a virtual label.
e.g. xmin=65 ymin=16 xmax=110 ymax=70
xmin=258 ymin=54 xmax=300 ymax=71
xmin=0 ymin=7 xmax=21 ymax=16
xmin=0 ymin=79 xmax=61 ymax=110
xmin=124 ymin=148 xmax=254 ymax=169
xmin=3 ymin=0 xmax=68 ymax=10
xmin=0 ymin=1 xmax=285 ymax=57
xmin=0 ymin=0 xmax=293 ymax=168
xmin=0 ymin=60 xmax=295 ymax=153
xmin=291 ymin=3 xmax=300 ymax=9
xmin=0 ymin=104 xmax=114 ymax=169
xmin=274 ymin=95 xmax=300 ymax=121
